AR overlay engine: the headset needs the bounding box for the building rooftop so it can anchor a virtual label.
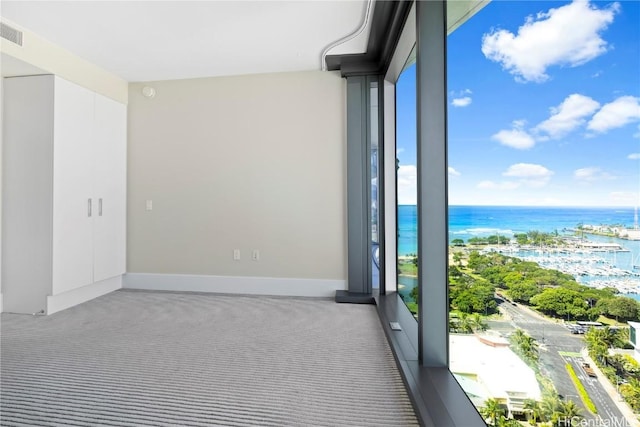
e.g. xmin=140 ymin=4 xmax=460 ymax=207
xmin=450 ymin=333 xmax=542 ymax=410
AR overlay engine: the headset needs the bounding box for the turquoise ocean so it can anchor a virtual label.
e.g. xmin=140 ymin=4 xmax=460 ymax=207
xmin=397 ymin=205 xmax=640 ymax=301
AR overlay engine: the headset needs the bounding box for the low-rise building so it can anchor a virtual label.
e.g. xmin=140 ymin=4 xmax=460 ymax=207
xmin=628 ymin=321 xmax=640 ymax=362
xmin=450 ymin=333 xmax=542 ymax=416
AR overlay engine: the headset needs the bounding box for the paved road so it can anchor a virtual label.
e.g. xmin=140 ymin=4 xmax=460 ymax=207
xmin=566 ymin=355 xmax=622 ymax=422
xmin=490 ymin=300 xmax=627 ymax=424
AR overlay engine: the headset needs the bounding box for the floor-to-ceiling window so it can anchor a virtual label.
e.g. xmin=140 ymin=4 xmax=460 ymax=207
xmin=371 ymin=80 xmax=381 ymax=289
xmin=396 ymin=61 xmax=417 ymax=314
xmin=447 ymin=1 xmax=640 ymax=425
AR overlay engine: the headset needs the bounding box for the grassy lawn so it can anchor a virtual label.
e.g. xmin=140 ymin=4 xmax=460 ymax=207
xmin=596 ymin=315 xmax=628 ymax=327
xmin=398 ymin=260 xmax=417 ymax=276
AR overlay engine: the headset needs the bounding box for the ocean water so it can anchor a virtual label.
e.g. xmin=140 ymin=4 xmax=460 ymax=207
xmin=398 ymin=205 xmax=639 ymax=255
xmin=397 ymin=205 xmax=640 ymax=301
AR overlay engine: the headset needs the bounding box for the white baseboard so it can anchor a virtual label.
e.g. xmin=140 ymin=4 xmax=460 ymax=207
xmin=124 ymin=273 xmax=346 ymax=298
xmin=47 ymin=276 xmax=122 ymax=315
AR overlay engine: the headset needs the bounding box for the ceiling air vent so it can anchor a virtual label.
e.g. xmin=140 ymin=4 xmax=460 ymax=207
xmin=1 ymin=22 xmax=23 ymax=46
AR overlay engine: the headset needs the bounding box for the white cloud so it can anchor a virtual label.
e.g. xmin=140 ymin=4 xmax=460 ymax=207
xmin=574 ymin=167 xmax=615 ymax=181
xmin=535 ymin=94 xmax=600 ymax=138
xmin=476 ymin=163 xmax=554 ymax=191
xmin=397 ymin=165 xmax=417 ymax=205
xmin=587 ymin=96 xmax=640 ymax=133
xmin=448 ymin=166 xmax=461 ymax=176
xmin=481 ymin=1 xmax=619 ymax=82
xmin=491 ymin=120 xmax=536 ymax=149
xmin=503 ymin=163 xmax=553 ymax=178
xmin=477 ymin=180 xmax=520 ymax=190
xmin=452 ymin=97 xmax=472 ymax=107
xmin=503 ymin=163 xmax=554 ymax=187
xmin=629 ymin=153 xmax=640 ymax=160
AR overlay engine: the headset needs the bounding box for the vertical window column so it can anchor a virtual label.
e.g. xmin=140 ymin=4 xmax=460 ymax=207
xmin=337 ymin=75 xmax=384 ymax=303
xmin=416 ymin=0 xmax=449 ymax=366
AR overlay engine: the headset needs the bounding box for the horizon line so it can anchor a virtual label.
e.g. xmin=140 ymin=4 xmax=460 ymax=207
xmin=397 ymin=204 xmax=639 ymax=208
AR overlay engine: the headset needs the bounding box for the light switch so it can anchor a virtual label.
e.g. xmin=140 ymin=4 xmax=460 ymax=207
xmin=146 ymin=200 xmax=153 ymax=211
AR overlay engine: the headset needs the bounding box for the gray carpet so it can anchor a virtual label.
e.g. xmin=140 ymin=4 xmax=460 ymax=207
xmin=0 ymin=290 xmax=418 ymax=426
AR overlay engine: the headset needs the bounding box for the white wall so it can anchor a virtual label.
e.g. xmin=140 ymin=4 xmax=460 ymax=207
xmin=127 ymin=71 xmax=347 ymax=289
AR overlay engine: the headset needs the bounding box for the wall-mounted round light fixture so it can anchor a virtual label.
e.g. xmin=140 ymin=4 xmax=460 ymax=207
xmin=142 ymin=86 xmax=156 ymax=98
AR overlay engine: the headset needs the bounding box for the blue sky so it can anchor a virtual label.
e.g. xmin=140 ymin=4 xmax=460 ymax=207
xmin=396 ymin=0 xmax=640 ymax=206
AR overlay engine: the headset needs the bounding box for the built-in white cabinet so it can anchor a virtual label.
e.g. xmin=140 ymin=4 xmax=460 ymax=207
xmin=2 ymin=75 xmax=126 ymax=314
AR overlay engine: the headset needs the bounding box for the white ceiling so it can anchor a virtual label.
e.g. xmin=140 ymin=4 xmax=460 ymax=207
xmin=1 ymin=1 xmax=371 ymax=82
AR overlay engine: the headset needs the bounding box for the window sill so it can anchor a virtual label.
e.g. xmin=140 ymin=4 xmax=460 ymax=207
xmin=375 ymin=292 xmax=485 ymax=427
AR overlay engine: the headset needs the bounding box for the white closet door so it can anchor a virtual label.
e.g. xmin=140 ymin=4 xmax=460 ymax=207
xmin=51 ymin=77 xmax=95 ymax=294
xmin=93 ymin=93 xmax=127 ymax=282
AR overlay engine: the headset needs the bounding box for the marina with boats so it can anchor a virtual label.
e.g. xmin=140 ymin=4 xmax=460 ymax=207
xmin=483 ymin=232 xmax=640 ymax=297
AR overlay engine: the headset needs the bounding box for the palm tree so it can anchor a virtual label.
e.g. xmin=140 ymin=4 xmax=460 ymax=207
xmin=540 ymin=392 xmax=561 ymax=423
xmin=470 ymin=313 xmax=487 ymax=332
xmin=523 ymin=399 xmax=542 ymax=424
xmin=453 ymin=251 xmax=463 ymax=266
xmin=510 ymin=328 xmax=527 ymax=346
xmin=585 ymin=326 xmax=616 ymax=348
xmin=456 ymin=312 xmax=474 ymax=334
xmin=621 ymin=378 xmax=640 ymax=411
xmin=556 ymin=400 xmax=582 ymax=426
xmin=510 ymin=328 xmax=539 ymax=365
xmin=481 ymin=398 xmax=505 ymax=426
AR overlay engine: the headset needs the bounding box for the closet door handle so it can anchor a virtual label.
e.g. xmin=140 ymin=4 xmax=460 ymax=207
xmin=99 ymin=198 xmax=103 ymax=216
xmin=88 ymin=198 xmax=92 ymax=217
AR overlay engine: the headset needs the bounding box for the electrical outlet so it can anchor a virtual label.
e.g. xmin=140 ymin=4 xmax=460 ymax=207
xmin=252 ymin=249 xmax=260 ymax=261
xmin=233 ymin=249 xmax=241 ymax=261
xmin=145 ymin=200 xmax=153 ymax=211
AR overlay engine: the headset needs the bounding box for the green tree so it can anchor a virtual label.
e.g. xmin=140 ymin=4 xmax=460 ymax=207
xmin=620 ymin=378 xmax=640 ymax=411
xmin=470 ymin=313 xmax=487 ymax=332
xmin=607 ymin=297 xmax=639 ymax=321
xmin=481 ymin=398 xmax=505 ymax=426
xmin=507 ymin=281 xmax=540 ymax=304
xmin=454 ymin=312 xmax=474 ymax=333
xmin=556 ymin=400 xmax=582 ymax=425
xmin=410 ymin=284 xmax=418 ymax=302
xmin=523 ymin=399 xmax=542 ymax=424
xmin=499 ymin=418 xmax=520 ymax=427
xmin=530 ymin=288 xmax=588 ymax=320
xmin=468 ymin=237 xmax=488 ymax=245
xmin=452 ymin=251 xmax=463 ymax=266
xmin=451 ymin=238 xmax=465 ymax=246
xmin=449 ymin=265 xmax=463 ymax=278
xmin=509 ymin=328 xmax=539 ymax=366
xmin=514 ymin=233 xmax=529 ymax=245
xmin=586 ymin=326 xmax=617 ymax=348
xmin=585 ymin=327 xmax=616 ymax=364
xmin=539 ymin=392 xmax=562 ymax=423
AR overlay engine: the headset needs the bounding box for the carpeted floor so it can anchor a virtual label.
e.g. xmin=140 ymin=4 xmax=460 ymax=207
xmin=0 ymin=290 xmax=418 ymax=426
